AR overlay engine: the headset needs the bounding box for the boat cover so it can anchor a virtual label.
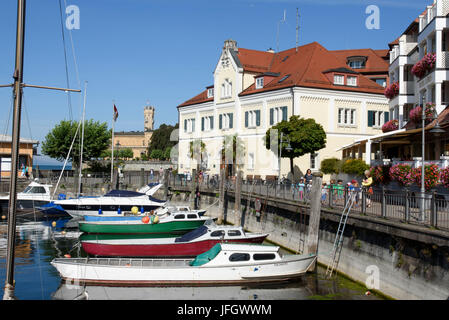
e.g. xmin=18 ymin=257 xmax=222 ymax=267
xmin=175 ymin=225 xmax=208 ymax=243
xmin=148 ymin=196 xmax=166 ymax=203
xmin=104 ymin=190 xmax=146 ymax=197
xmin=189 ymin=243 xmax=222 ymax=266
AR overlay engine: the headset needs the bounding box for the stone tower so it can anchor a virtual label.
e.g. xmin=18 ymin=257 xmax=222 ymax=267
xmin=144 ymin=105 xmax=155 ymax=132
xmin=144 ymin=105 xmax=154 ymax=149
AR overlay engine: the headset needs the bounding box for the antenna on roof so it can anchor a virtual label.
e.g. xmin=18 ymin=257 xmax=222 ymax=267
xmin=296 ymin=8 xmax=300 ymax=53
xmin=276 ymin=9 xmax=286 ymax=52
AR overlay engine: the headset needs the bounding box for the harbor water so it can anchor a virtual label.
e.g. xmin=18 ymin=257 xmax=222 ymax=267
xmin=0 ymin=215 xmax=383 ymax=300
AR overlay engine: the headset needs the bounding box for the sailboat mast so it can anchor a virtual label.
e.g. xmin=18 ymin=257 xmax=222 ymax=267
xmin=4 ymin=0 xmax=26 ymax=300
xmin=78 ymin=81 xmax=88 ymax=197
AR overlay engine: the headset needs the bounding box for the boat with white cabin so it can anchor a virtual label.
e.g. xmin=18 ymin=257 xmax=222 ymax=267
xmin=51 ymin=243 xmax=317 ymax=286
xmin=0 ymin=180 xmax=53 ymax=214
xmin=53 ymin=183 xmax=165 ymax=218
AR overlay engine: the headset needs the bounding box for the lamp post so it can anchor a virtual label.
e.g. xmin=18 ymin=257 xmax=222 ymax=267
xmin=421 ymin=102 xmax=445 ymax=221
xmin=278 ymin=132 xmax=293 ymax=182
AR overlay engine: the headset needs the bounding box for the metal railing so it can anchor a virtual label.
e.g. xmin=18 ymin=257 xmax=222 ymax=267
xmin=168 ymin=175 xmax=449 ymax=231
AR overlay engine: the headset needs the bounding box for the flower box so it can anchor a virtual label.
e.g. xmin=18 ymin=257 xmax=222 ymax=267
xmin=382 ymin=119 xmax=399 ymax=133
xmin=411 ymin=53 xmax=436 ymax=79
xmin=384 ymin=82 xmax=399 ymax=99
xmin=408 ymin=103 xmax=436 ymax=123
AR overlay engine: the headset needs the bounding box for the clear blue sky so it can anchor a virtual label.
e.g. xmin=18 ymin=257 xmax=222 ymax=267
xmin=0 ymin=0 xmax=430 ymax=147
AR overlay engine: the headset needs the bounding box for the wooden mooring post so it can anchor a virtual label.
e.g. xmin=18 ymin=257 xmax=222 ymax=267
xmin=304 ymin=172 xmax=323 ymax=268
xmin=218 ymin=168 xmax=225 ymax=224
xmin=234 ymin=170 xmax=242 ymax=226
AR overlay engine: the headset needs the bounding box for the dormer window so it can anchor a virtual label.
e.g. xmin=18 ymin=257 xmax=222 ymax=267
xmin=207 ymin=88 xmax=214 ymax=98
xmin=347 ymin=76 xmax=357 ymax=86
xmin=256 ymin=77 xmax=264 ymax=89
xmin=334 ymin=74 xmax=344 ymax=85
xmin=347 ymin=56 xmax=367 ymax=69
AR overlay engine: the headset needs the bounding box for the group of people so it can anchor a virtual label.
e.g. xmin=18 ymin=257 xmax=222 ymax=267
xmin=20 ymin=164 xmax=30 ymax=179
xmin=319 ymin=170 xmax=373 ymax=208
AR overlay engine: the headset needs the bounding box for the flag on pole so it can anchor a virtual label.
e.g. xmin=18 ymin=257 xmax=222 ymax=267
xmin=113 ymin=104 xmax=119 ymax=121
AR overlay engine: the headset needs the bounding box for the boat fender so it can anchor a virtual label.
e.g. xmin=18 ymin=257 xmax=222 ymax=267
xmin=131 ymin=206 xmax=139 ymax=215
xmin=51 ymin=221 xmax=57 ymax=227
xmin=142 ymin=216 xmax=150 ymax=224
xmin=140 ymin=206 xmax=144 ymax=214
xmin=98 ymin=208 xmax=103 ymax=215
xmin=117 ymin=208 xmax=121 ymax=215
xmin=64 ymin=254 xmax=71 ymax=258
xmin=153 ymin=215 xmax=159 ymax=224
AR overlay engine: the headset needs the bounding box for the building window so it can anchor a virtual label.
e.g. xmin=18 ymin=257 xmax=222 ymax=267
xmin=348 ymin=59 xmax=365 ymax=69
xmin=347 ymin=76 xmax=357 ymax=86
xmin=255 ymin=77 xmax=264 ymax=89
xmin=221 ymin=79 xmax=232 ymax=98
xmin=219 ymin=113 xmax=233 ymax=130
xmin=373 ymin=78 xmax=387 ymax=87
xmin=334 ymin=74 xmax=344 ymax=85
xmin=207 ymin=88 xmax=214 ymax=98
xmin=245 ymin=110 xmax=260 ymax=128
xmin=367 ymin=110 xmax=389 ymax=127
xmin=201 ymin=116 xmax=214 ymax=132
xmin=248 ymin=153 xmax=255 ymax=170
xmin=269 ymin=106 xmax=287 ymax=125
xmin=184 ymin=118 xmax=196 ymax=133
xmin=338 ymin=108 xmax=356 ymax=126
xmin=310 ymin=153 xmax=319 ymax=170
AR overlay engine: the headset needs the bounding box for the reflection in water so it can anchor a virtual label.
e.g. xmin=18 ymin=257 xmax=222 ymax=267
xmin=0 ymin=217 xmax=381 ymax=300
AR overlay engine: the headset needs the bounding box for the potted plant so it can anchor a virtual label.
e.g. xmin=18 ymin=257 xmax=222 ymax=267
xmin=411 ymin=53 xmax=436 ymax=79
xmin=389 ymin=163 xmax=414 ymax=186
xmin=440 ymin=167 xmax=449 ymax=188
xmin=412 ymin=164 xmax=440 ymax=191
xmin=382 ymin=119 xmax=399 ymax=133
xmin=384 ymin=82 xmax=399 ymax=99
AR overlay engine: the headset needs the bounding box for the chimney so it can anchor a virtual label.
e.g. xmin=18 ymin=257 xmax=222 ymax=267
xmin=223 ymin=39 xmax=238 ymax=53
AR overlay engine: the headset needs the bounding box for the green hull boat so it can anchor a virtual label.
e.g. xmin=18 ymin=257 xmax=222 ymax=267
xmin=78 ymin=217 xmax=211 ymax=235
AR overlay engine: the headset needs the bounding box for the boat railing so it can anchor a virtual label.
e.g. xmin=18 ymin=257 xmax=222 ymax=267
xmin=76 ymin=257 xmax=193 ymax=267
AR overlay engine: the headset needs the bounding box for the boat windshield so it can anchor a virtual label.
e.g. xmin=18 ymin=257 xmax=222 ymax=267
xmin=189 ymin=243 xmax=221 ymax=266
xmin=175 ymin=225 xmax=208 ymax=243
xmin=104 ymin=190 xmax=146 ymax=197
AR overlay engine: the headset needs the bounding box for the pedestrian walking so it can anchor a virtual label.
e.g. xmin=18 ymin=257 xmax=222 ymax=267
xmin=362 ymin=170 xmax=373 ymax=208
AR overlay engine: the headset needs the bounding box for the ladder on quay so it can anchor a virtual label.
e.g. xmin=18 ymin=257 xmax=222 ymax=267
xmin=325 ymin=189 xmax=356 ymax=279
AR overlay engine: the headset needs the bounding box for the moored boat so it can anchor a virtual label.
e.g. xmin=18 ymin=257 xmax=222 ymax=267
xmin=53 ymin=183 xmax=165 ymax=218
xmin=78 ymin=211 xmax=213 ymax=234
xmin=80 ymin=224 xmax=268 ymax=257
xmin=51 ymin=243 xmax=317 ymax=286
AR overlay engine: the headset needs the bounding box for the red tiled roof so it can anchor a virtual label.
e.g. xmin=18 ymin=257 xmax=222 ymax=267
xmin=178 ymin=88 xmax=213 ymax=108
xmin=331 ymin=48 xmax=389 ymax=74
xmin=178 ymin=42 xmax=386 ymax=107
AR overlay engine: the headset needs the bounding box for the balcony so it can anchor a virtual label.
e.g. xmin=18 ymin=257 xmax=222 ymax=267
xmin=440 ymin=51 xmax=449 ymax=68
xmin=419 ymin=0 xmax=449 ymax=32
xmin=389 ymin=45 xmax=400 ymax=64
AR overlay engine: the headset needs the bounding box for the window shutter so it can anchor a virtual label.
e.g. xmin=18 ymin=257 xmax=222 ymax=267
xmin=384 ymin=111 xmax=389 ymax=123
xmin=256 ymin=110 xmax=260 ymax=126
xmin=219 ymin=114 xmax=222 ymax=129
xmin=229 ymin=113 xmax=233 ymax=128
xmin=210 ymin=116 xmax=214 ymax=130
xmin=201 ymin=117 xmax=205 ymax=131
xmin=184 ymin=119 xmax=187 ymax=132
xmin=245 ymin=111 xmax=248 ymax=127
xmin=367 ymin=111 xmax=374 ymax=127
xmin=192 ymin=119 xmax=195 ymax=132
xmin=270 ymin=108 xmax=274 ymax=125
xmin=282 ymin=106 xmax=287 ymax=121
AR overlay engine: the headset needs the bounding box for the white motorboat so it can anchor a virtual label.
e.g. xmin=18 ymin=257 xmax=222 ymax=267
xmin=0 ymin=180 xmax=53 ymax=214
xmin=53 ymin=183 xmax=165 ymax=218
xmin=51 ymin=243 xmax=317 ymax=286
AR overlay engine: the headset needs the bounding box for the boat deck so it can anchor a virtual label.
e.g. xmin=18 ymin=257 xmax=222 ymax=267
xmin=53 ymin=257 xmax=192 ymax=268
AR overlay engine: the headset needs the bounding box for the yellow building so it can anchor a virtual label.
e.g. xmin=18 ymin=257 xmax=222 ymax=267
xmin=112 ymin=105 xmax=154 ymax=159
xmin=177 ymin=40 xmax=390 ymax=180
xmin=0 ymin=134 xmax=38 ymax=178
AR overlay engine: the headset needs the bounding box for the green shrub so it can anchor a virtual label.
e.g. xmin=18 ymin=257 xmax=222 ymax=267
xmin=320 ymin=158 xmax=343 ymax=174
xmin=341 ymin=159 xmax=369 ymax=176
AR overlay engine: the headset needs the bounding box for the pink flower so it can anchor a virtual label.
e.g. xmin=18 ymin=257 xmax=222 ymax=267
xmin=382 ymin=119 xmax=399 ymax=133
xmin=384 ymin=82 xmax=399 ymax=99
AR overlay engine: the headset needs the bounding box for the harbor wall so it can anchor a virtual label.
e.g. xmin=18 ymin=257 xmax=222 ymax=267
xmin=169 ymin=190 xmax=449 ymax=300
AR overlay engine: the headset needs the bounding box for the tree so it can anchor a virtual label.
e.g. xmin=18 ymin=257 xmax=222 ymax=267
xmin=41 ymin=119 xmax=111 ymax=169
xmin=265 ymin=115 xmax=326 ymax=174
xmin=150 ymin=149 xmax=164 ymax=160
xmin=148 ymin=123 xmax=179 ymax=156
xmin=118 ymin=148 xmax=134 ymax=160
xmin=221 ymin=134 xmax=245 ymax=176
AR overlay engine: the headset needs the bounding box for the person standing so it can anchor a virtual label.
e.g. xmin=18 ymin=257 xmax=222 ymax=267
xmin=362 ymin=170 xmax=373 ymax=208
xmin=194 ymin=186 xmax=200 ymax=209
